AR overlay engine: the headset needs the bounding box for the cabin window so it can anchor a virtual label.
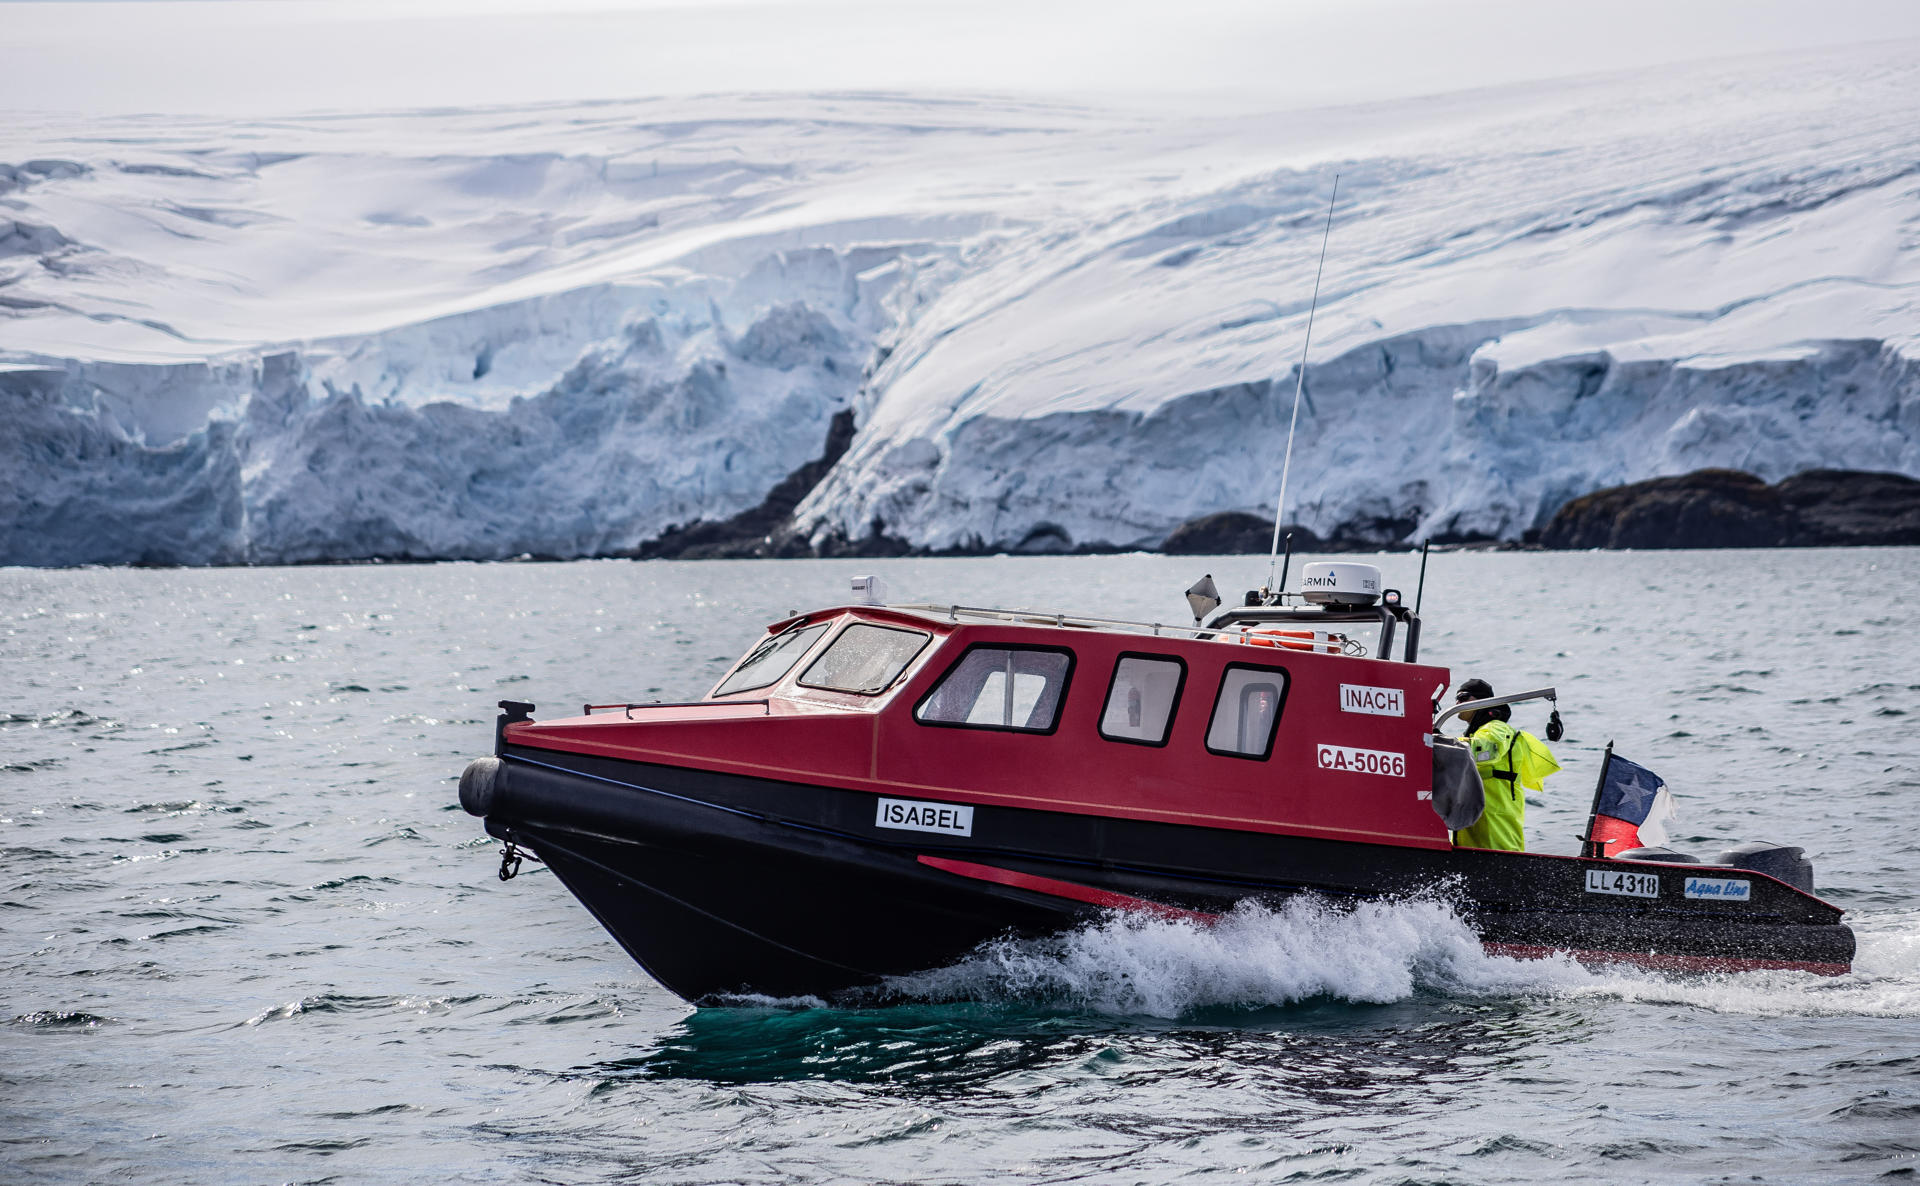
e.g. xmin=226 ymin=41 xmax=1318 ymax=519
xmin=1205 ymin=663 xmax=1289 ymax=759
xmin=1098 ymin=654 xmax=1185 ymax=747
xmin=797 ymin=623 xmax=932 ymax=695
xmin=711 ymin=622 xmax=829 ymax=696
xmin=914 ymin=645 xmax=1074 ymax=733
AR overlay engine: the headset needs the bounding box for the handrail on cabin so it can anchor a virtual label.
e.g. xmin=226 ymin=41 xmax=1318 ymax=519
xmin=889 ymin=601 xmax=1420 ymax=660
xmin=892 ymin=602 xmax=1245 ymax=642
xmin=1432 ymin=687 xmax=1556 ymax=733
xmin=583 ymin=699 xmax=772 ymax=719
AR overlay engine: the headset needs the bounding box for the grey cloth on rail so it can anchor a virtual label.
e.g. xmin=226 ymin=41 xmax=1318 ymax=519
xmin=1430 ymin=737 xmax=1485 ymax=831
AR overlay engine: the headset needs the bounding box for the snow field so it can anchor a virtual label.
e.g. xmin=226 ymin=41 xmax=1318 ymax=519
xmin=3 ymin=43 xmax=1919 ymax=563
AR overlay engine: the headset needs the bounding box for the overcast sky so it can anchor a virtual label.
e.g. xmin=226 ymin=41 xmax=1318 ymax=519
xmin=3 ymin=0 xmax=1919 ymax=118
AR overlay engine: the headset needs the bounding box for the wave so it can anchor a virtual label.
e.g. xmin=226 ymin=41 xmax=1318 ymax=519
xmin=864 ymin=897 xmax=1920 ymax=1021
xmin=7 ymin=1010 xmax=114 ymax=1029
xmin=869 ymin=895 xmax=1571 ymax=1015
xmin=1547 ymin=908 xmax=1920 ymax=1020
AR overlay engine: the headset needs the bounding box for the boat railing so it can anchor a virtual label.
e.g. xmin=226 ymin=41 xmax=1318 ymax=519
xmin=584 ymin=699 xmax=772 ymax=718
xmin=893 ymin=603 xmax=1242 ymax=641
xmin=892 ymin=602 xmax=1418 ymax=661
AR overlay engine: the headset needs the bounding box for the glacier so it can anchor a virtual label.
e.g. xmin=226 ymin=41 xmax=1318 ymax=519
xmin=3 ymin=43 xmax=1920 ymax=566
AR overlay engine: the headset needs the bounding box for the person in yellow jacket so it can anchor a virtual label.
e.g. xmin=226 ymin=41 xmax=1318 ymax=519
xmin=1449 ymin=678 xmax=1561 ymax=851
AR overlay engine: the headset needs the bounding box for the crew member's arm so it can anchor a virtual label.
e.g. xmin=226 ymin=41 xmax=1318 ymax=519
xmin=1468 ymin=723 xmax=1512 ymax=766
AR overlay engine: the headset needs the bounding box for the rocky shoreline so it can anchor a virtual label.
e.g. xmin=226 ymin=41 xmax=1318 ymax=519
xmin=58 ymin=465 xmax=1920 ymax=568
xmin=1537 ymin=468 xmax=1920 ymax=550
xmin=616 ymin=466 xmax=1920 ymax=560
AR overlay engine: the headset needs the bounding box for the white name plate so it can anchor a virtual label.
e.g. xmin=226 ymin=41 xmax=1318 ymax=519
xmin=875 ymin=797 xmax=974 ymax=837
xmin=1586 ymin=868 xmax=1659 ymax=898
xmin=1340 ymin=684 xmax=1405 ymax=716
xmin=1316 ymin=744 xmax=1406 ymax=777
xmin=1684 ymin=876 xmax=1751 ymax=901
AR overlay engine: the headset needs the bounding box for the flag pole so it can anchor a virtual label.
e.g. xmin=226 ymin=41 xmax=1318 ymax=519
xmin=1580 ymin=740 xmax=1614 ymax=859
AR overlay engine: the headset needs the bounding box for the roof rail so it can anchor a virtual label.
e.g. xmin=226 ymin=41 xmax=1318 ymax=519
xmin=888 ymin=602 xmax=1420 ymax=661
xmin=891 ymin=602 xmax=1228 ymax=641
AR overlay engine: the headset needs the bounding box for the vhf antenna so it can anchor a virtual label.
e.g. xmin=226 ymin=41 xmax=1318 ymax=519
xmin=1265 ymin=174 xmax=1339 ymax=601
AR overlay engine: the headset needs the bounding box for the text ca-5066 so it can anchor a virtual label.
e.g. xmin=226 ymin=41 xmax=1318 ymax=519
xmin=1316 ymin=744 xmax=1406 ymax=777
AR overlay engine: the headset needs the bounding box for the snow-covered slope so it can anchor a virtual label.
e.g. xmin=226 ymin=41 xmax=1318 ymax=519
xmin=4 ymin=42 xmax=1920 ymax=564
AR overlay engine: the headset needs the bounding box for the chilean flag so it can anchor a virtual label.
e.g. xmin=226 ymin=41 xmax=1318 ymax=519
xmin=1586 ymin=753 xmax=1679 ymax=858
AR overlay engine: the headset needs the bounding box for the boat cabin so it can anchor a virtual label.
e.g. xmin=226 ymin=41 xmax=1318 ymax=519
xmin=506 ymin=566 xmax=1457 ymax=852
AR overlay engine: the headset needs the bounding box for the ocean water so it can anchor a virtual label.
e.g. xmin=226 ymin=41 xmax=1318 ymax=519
xmin=3 ymin=549 xmax=1916 ymax=1185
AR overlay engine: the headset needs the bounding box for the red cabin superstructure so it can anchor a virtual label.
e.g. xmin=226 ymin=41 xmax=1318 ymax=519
xmin=513 ymin=606 xmax=1453 ymax=850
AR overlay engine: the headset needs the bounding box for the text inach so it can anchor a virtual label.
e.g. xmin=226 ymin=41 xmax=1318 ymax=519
xmin=1339 ymin=684 xmax=1405 ymax=717
xmin=1316 ymin=744 xmax=1406 ymax=777
xmin=874 ymin=797 xmax=974 ymax=837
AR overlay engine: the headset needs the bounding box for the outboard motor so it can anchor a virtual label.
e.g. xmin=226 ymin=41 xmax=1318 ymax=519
xmin=1614 ymin=840 xmax=1817 ymax=892
xmin=1713 ymin=841 xmax=1815 ymax=893
xmin=1615 ymin=846 xmax=1704 ymax=864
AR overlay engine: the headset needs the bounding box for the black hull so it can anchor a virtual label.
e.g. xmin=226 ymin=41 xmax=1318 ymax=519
xmin=468 ymin=746 xmax=1855 ymax=1002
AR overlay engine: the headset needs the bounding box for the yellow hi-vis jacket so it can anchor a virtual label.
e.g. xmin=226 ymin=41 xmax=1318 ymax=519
xmin=1451 ymin=718 xmax=1562 ymax=851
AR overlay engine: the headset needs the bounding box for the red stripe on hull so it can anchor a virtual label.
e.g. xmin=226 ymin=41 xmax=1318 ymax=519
xmin=916 ymin=855 xmax=1218 ymax=924
xmin=1483 ymin=940 xmax=1850 ymax=977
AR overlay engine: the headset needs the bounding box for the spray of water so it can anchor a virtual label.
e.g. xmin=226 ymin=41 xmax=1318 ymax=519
xmin=877 ymin=895 xmax=1569 ymax=1014
xmin=866 ymin=897 xmax=1920 ymax=1021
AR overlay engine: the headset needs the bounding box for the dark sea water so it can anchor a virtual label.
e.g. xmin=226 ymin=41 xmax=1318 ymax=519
xmin=3 ymin=550 xmax=1917 ymax=1185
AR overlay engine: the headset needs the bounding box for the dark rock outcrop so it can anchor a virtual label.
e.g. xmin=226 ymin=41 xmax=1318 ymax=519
xmin=634 ymin=409 xmax=857 ymax=559
xmin=1161 ymin=513 xmax=1322 ymax=555
xmin=1540 ymin=469 xmax=1793 ymax=549
xmin=1542 ymin=467 xmax=1920 ymax=549
xmin=1776 ymin=469 xmax=1920 ymax=546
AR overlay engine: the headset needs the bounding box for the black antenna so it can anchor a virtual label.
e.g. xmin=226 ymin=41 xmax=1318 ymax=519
xmin=1275 ymin=531 xmax=1295 ymax=604
xmin=1414 ymin=539 xmax=1431 ymax=614
xmin=1265 ymin=175 xmax=1339 ymax=593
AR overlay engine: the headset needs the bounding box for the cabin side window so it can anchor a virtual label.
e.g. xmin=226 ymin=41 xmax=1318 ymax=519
xmin=914 ymin=645 xmax=1074 ymax=733
xmin=1204 ymin=663 xmax=1289 ymax=759
xmin=1098 ymin=654 xmax=1185 ymax=747
xmin=711 ymin=622 xmax=830 ymax=697
xmin=796 ymin=623 xmax=932 ymax=696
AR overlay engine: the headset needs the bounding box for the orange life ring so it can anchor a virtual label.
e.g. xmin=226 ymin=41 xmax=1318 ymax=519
xmin=1242 ymin=628 xmax=1340 ymax=653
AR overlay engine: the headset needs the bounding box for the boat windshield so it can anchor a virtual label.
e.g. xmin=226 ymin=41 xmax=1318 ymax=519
xmin=798 ymin=623 xmax=932 ymax=695
xmin=712 ymin=622 xmax=829 ymax=696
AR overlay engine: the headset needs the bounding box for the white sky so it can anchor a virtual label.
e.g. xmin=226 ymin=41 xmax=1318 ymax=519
xmin=2 ymin=0 xmax=1918 ymax=117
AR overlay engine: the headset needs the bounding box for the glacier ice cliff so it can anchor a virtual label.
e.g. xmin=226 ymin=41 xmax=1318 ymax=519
xmin=3 ymin=47 xmax=1920 ymax=566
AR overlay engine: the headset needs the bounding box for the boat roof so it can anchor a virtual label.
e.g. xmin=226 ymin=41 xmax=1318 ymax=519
xmin=792 ymin=599 xmax=1423 ymax=665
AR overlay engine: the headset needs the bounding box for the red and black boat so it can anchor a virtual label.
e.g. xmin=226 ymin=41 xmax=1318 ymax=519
xmin=458 ymin=563 xmax=1853 ymax=1003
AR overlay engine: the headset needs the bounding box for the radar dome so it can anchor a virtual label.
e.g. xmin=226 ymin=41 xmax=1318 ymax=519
xmin=1299 ymin=562 xmax=1382 ymax=607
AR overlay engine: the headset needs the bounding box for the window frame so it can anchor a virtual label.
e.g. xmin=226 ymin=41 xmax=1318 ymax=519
xmin=911 ymin=642 xmax=1078 ymax=736
xmin=708 ymin=620 xmax=831 ymax=698
xmin=1202 ymin=661 xmax=1291 ymax=761
xmin=794 ymin=621 xmax=935 ymax=697
xmin=1096 ymin=651 xmax=1188 ymax=749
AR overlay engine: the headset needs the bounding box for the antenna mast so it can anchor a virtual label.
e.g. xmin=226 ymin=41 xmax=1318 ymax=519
xmin=1265 ymin=174 xmax=1340 ymax=598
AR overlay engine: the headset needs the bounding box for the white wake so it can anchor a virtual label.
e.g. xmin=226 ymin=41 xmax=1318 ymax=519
xmin=875 ymin=897 xmax=1920 ymax=1020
